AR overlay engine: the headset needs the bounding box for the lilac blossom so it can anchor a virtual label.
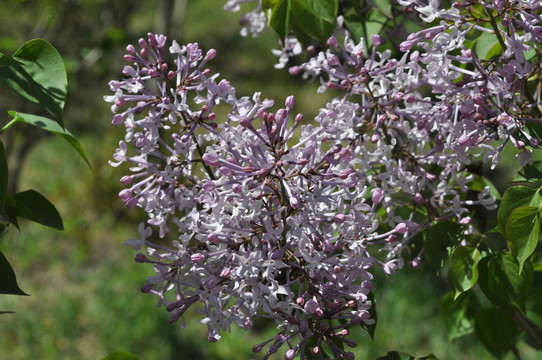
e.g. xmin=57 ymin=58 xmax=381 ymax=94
xmin=108 ymin=0 xmax=542 ymax=358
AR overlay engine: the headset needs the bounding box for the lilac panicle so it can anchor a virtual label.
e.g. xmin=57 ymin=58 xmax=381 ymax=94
xmin=109 ymin=0 xmax=542 ymax=357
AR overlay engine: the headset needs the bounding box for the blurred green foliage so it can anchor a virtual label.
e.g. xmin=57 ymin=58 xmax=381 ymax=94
xmin=0 ymin=1 xmax=539 ymax=359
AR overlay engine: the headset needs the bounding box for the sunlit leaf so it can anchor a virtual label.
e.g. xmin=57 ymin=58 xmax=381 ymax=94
xmin=6 ymin=111 xmax=90 ymax=167
xmin=506 ymin=206 xmax=540 ymax=273
xmin=0 ymin=39 xmax=67 ymax=127
xmin=497 ymin=186 xmax=541 ymax=235
xmin=291 ymin=0 xmax=338 ymax=44
xmin=448 ymin=246 xmax=481 ymax=299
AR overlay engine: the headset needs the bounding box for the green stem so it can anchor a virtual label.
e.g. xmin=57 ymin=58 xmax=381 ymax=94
xmin=485 ymin=8 xmax=507 ymax=53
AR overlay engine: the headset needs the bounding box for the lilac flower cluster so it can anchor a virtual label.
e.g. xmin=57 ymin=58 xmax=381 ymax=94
xmin=107 ymin=0 xmax=542 ymax=359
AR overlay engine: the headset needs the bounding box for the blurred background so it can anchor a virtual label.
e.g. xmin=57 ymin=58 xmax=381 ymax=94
xmin=0 ymin=0 xmax=536 ymax=359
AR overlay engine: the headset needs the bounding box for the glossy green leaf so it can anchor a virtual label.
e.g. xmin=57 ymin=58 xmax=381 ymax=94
xmin=449 ymin=246 xmax=481 ymax=299
xmin=497 ymin=186 xmax=541 ymax=235
xmin=506 ymin=206 xmax=540 ymax=273
xmin=479 ymin=253 xmax=533 ymax=312
xmin=14 ymin=190 xmax=63 ymax=230
xmin=440 ymin=291 xmax=479 ymax=341
xmin=0 ymin=140 xmax=7 ymax=218
xmin=291 ymin=0 xmax=338 ymax=44
xmin=269 ymin=0 xmax=291 ymax=41
xmin=0 ymin=251 xmax=28 ymax=295
xmin=376 ymin=351 xmax=438 ymax=360
xmin=0 ymin=51 xmax=23 ymax=67
xmin=100 ymin=352 xmax=140 ymax=360
xmin=374 ymin=0 xmax=392 ymax=18
xmin=424 ymin=221 xmax=462 ymax=273
xmin=6 ymin=111 xmax=90 ymax=167
xmin=474 ymin=309 xmax=518 ymax=359
xmin=0 ymin=39 xmax=67 ymax=127
xmin=474 ymin=30 xmax=502 ymax=61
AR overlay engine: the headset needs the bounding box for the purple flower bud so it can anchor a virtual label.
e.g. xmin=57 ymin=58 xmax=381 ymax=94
xmin=252 ymin=344 xmax=263 ymax=353
xmin=387 ymin=234 xmax=397 ymax=243
xmin=372 ymin=188 xmax=384 ymax=204
xmin=206 ymin=49 xmax=217 ymax=59
xmin=203 ymin=276 xmax=219 ymax=289
xmin=120 ymin=175 xmax=132 ymax=185
xmin=395 ymin=223 xmax=408 ymax=234
xmin=327 ymin=53 xmax=339 ymax=66
xmin=299 ymin=319 xmax=309 ymax=332
xmin=530 ymin=138 xmax=540 ymax=147
xmin=289 ymin=66 xmax=301 ymax=75
xmin=219 ymin=166 xmax=233 ymax=176
xmin=202 ymin=153 xmax=220 ymax=167
xmin=285 ymin=349 xmax=296 ymax=360
xmin=141 ymin=283 xmax=153 ymax=293
xmin=327 ymin=36 xmax=338 ymax=47
xmin=207 ymin=232 xmax=219 ymax=244
xmin=232 ymin=183 xmax=243 ymax=193
xmin=304 ymin=299 xmax=318 ymax=314
xmin=191 ymin=253 xmax=205 ymax=263
xmin=372 ymin=34 xmax=381 ymax=46
xmin=220 ymin=267 xmax=231 ymax=279
xmin=413 ymin=192 xmax=423 ymax=204
xmin=202 ymin=181 xmax=216 ymax=192
xmin=459 ymin=216 xmax=471 ymax=225
xmin=112 ymin=114 xmax=124 ymax=125
xmin=239 ymin=117 xmax=251 ymax=128
xmin=334 ymin=214 xmax=346 ymax=224
xmin=119 ymin=189 xmax=132 ymax=201
xmin=400 ymin=40 xmax=414 ymax=52
xmin=285 ymin=95 xmax=295 ymax=109
xmin=412 ymin=257 xmax=422 ymax=268
xmin=294 ymin=113 xmax=304 ymax=124
xmin=289 ymin=196 xmax=300 ymax=209
xmin=135 ymin=253 xmax=147 ymax=263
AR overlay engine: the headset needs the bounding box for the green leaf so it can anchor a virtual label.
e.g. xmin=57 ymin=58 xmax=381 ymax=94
xmin=291 ymin=0 xmax=338 ymax=44
xmin=4 ymin=194 xmax=19 ymax=230
xmin=497 ymin=186 xmax=541 ymax=235
xmin=423 ymin=221 xmax=462 ymax=273
xmin=0 ymin=51 xmax=24 ymax=67
xmin=373 ymin=0 xmax=392 ymax=18
xmin=6 ymin=111 xmax=90 ymax=167
xmin=270 ymin=0 xmax=291 ymax=41
xmin=0 ymin=140 xmax=7 ymax=218
xmin=506 ymin=206 xmax=540 ymax=273
xmin=376 ymin=351 xmax=438 ymax=360
xmin=474 ymin=30 xmax=502 ymax=61
xmin=14 ymin=190 xmax=63 ymax=230
xmin=516 ymin=161 xmax=542 ymax=182
xmin=474 ymin=308 xmax=518 ymax=359
xmin=479 ymin=253 xmax=533 ymax=312
xmin=0 ymin=39 xmax=67 ymax=127
xmin=449 ymin=246 xmax=481 ymax=299
xmin=0 ymin=251 xmax=28 ymax=295
xmin=100 ymin=352 xmax=140 ymax=360
xmin=440 ymin=291 xmax=479 ymax=341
